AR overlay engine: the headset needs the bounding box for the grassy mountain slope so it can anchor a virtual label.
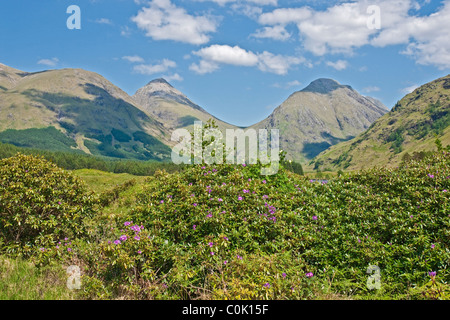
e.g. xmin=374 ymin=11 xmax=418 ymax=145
xmin=0 ymin=64 xmax=171 ymax=161
xmin=132 ymin=78 xmax=239 ymax=135
xmin=312 ymin=74 xmax=450 ymax=171
xmin=250 ymin=78 xmax=388 ymax=163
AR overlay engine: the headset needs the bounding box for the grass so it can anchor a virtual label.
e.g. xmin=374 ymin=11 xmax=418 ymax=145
xmin=0 ymin=255 xmax=76 ymax=300
xmin=72 ymin=168 xmax=147 ymax=194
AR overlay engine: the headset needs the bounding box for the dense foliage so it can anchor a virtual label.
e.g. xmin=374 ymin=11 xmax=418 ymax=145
xmin=0 ymin=148 xmax=449 ymax=300
xmin=0 ymin=154 xmax=96 ymax=256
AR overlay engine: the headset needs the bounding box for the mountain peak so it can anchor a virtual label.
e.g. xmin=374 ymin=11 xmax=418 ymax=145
xmin=146 ymin=78 xmax=172 ymax=87
xmin=301 ymin=78 xmax=352 ymax=94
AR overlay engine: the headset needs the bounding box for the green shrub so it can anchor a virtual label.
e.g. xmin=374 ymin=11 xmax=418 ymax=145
xmin=0 ymin=153 xmax=97 ymax=257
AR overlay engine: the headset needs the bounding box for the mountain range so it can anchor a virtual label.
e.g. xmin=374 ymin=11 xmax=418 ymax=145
xmin=2 ymin=61 xmax=448 ymax=169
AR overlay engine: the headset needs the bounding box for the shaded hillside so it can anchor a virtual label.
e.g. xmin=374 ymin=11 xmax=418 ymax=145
xmin=0 ymin=64 xmax=171 ymax=161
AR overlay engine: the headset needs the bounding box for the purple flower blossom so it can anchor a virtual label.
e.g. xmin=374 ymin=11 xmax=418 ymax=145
xmin=138 ymin=250 xmax=142 ymax=254
xmin=237 ymin=254 xmax=243 ymax=260
xmin=207 ymin=213 xmax=212 ymax=218
xmin=429 ymin=271 xmax=436 ymax=277
xmin=223 ymin=236 xmax=229 ymax=241
xmin=218 ymin=198 xmax=223 ymax=202
xmin=306 ymin=272 xmax=314 ymax=278
xmin=431 ymin=244 xmax=435 ymax=249
xmin=238 ymin=196 xmax=243 ymax=201
xmin=312 ymin=215 xmax=318 ymax=220
xmin=67 ymin=248 xmax=72 ymax=252
xmin=193 ymin=225 xmax=196 ymax=230
xmin=224 ymin=260 xmax=228 ymax=265
xmin=263 ymin=283 xmax=270 ymax=288
xmin=262 ymin=180 xmax=266 ymax=184
xmin=208 ymin=242 xmax=213 ymax=247
xmin=282 ymin=273 xmax=287 ymax=278
xmin=210 ymin=252 xmax=214 ymax=255
xmin=124 ymin=221 xmax=131 ymax=226
xmin=193 ymin=203 xmax=198 ymax=207
xmin=134 ymin=236 xmax=140 ymax=241
xmin=120 ymin=235 xmax=127 ymax=241
xmin=428 ymin=174 xmax=435 ymax=178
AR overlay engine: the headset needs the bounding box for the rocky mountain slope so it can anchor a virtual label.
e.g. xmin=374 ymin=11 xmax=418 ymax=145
xmin=132 ymin=78 xmax=238 ymax=133
xmin=250 ymin=78 xmax=388 ymax=163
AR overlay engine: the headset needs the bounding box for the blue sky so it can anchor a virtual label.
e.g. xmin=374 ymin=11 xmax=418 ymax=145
xmin=1 ymin=0 xmax=449 ymax=127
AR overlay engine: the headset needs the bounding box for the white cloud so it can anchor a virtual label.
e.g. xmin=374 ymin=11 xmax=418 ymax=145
xmin=372 ymin=0 xmax=450 ymax=69
xmin=272 ymin=80 xmax=301 ymax=89
xmin=189 ymin=59 xmax=220 ymax=74
xmin=257 ymin=51 xmax=304 ymax=75
xmin=258 ymin=7 xmax=312 ymax=25
xmin=164 ymin=73 xmax=183 ymax=82
xmin=401 ymin=84 xmax=419 ymax=94
xmin=362 ymin=86 xmax=381 ymax=93
xmin=95 ymin=18 xmax=112 ymax=25
xmin=256 ymin=0 xmax=450 ymax=69
xmin=193 ymin=44 xmax=259 ymax=66
xmin=195 ymin=0 xmax=277 ymax=6
xmin=122 ymin=55 xmax=145 ymax=63
xmin=251 ymin=25 xmax=291 ymax=41
xmin=133 ymin=59 xmax=176 ymax=75
xmin=190 ymin=44 xmax=306 ymax=75
xmin=132 ymin=0 xmax=218 ymax=45
xmin=326 ymin=60 xmax=349 ymax=70
xmin=37 ymin=57 xmax=59 ymax=67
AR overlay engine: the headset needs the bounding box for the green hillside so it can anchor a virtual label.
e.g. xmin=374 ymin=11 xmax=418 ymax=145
xmin=312 ymin=74 xmax=450 ymax=171
xmin=0 ymin=65 xmax=171 ymax=161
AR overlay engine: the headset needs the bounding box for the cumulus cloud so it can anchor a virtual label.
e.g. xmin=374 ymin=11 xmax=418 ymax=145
xmin=37 ymin=57 xmax=59 ymax=67
xmin=326 ymin=60 xmax=349 ymax=70
xmin=255 ymin=0 xmax=450 ymax=69
xmin=133 ymin=59 xmax=176 ymax=75
xmin=190 ymin=44 xmax=307 ymax=75
xmin=372 ymin=0 xmax=450 ymax=69
xmin=132 ymin=0 xmax=218 ymax=45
